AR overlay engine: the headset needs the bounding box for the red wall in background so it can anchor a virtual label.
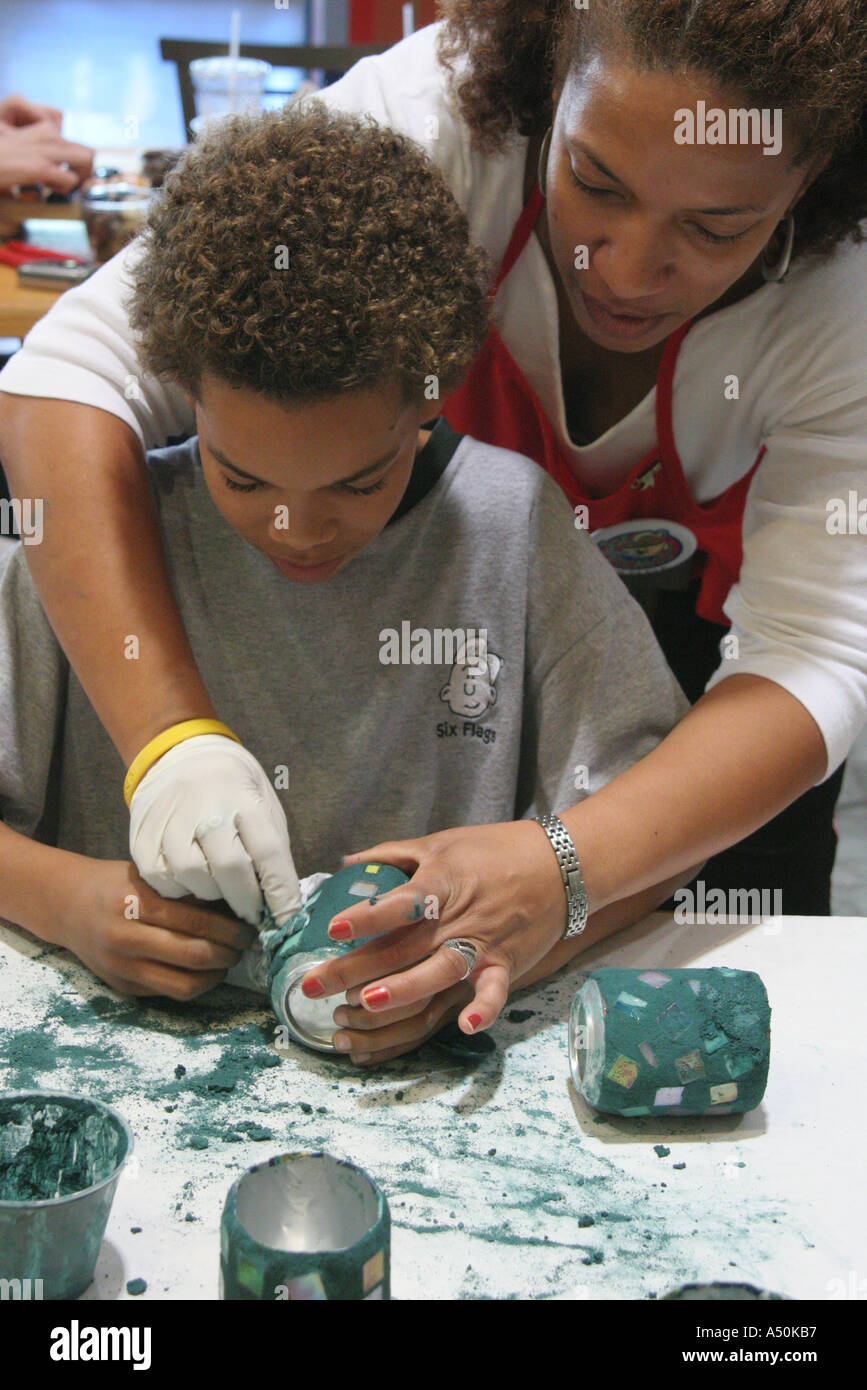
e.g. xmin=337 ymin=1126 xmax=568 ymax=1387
xmin=349 ymin=1 xmax=439 ymax=43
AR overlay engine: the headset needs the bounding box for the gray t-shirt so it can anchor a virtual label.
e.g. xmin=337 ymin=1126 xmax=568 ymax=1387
xmin=0 ymin=421 xmax=688 ymax=875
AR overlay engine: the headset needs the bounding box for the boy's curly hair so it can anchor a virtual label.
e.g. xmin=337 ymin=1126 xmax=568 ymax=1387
xmin=128 ymin=102 xmax=491 ymax=405
xmin=437 ymin=0 xmax=867 ymax=262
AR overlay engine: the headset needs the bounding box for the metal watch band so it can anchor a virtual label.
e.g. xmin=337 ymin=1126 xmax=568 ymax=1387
xmin=534 ymin=813 xmax=589 ymax=939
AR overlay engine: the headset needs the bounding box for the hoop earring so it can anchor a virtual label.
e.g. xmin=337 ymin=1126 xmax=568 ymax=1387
xmin=761 ymin=213 xmax=795 ymax=283
xmin=537 ymin=127 xmax=553 ymax=198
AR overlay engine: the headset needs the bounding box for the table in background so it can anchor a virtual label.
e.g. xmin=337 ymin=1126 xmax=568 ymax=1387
xmin=2 ymin=912 xmax=864 ymax=1300
xmin=0 ymin=263 xmax=65 ymax=339
xmin=0 ymin=150 xmax=149 ymax=338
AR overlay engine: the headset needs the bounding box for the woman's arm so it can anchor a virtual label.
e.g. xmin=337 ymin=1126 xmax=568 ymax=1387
xmin=0 ymin=395 xmax=215 ymax=764
xmin=300 ymin=671 xmax=826 ymax=1032
xmin=560 ymin=672 xmax=827 ymax=912
xmin=509 ymin=867 xmax=704 ymax=989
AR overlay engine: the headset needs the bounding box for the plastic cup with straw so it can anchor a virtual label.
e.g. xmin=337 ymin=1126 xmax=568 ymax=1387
xmin=189 ymin=8 xmax=271 ymax=137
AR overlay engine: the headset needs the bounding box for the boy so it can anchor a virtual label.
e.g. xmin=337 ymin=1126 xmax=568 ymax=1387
xmin=0 ymin=105 xmax=689 ymax=1059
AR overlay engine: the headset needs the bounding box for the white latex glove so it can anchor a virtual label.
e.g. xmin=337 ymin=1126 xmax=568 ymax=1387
xmin=129 ymin=735 xmax=302 ymax=926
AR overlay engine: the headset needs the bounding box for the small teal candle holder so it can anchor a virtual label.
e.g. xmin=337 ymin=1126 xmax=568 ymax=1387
xmin=221 ymin=1152 xmax=390 ymax=1300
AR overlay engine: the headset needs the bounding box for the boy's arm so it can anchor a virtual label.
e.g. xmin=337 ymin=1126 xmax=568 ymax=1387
xmin=0 ymin=821 xmax=255 ymax=999
xmin=0 ymin=822 xmax=84 ymax=944
xmin=0 ymin=549 xmax=257 ymax=994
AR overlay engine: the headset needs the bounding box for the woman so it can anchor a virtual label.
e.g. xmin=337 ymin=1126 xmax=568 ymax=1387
xmin=0 ymin=1 xmax=865 ymax=1058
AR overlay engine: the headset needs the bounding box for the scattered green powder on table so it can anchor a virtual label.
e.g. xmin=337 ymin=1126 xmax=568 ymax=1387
xmin=237 ymin=1123 xmax=272 ymax=1141
xmin=653 ymin=1145 xmax=671 ymax=1158
xmin=126 ymin=1278 xmax=147 ymax=1296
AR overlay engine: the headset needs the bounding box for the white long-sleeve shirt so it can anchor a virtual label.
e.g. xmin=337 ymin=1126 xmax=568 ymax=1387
xmin=2 ymin=22 xmax=866 ymax=778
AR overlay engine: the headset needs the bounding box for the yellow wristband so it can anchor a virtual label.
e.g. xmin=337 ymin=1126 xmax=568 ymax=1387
xmin=123 ymin=719 xmax=242 ymax=807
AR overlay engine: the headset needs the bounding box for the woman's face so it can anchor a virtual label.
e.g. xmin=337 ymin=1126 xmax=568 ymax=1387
xmin=544 ymin=56 xmax=819 ymax=353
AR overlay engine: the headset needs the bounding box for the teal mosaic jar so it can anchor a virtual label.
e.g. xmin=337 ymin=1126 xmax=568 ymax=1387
xmin=569 ymin=967 xmax=771 ymax=1116
xmin=265 ymin=862 xmax=409 ymax=1053
xmin=220 ymin=1153 xmax=390 ymax=1300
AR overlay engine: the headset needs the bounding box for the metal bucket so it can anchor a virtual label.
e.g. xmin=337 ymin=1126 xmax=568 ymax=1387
xmin=0 ymin=1091 xmax=132 ymax=1300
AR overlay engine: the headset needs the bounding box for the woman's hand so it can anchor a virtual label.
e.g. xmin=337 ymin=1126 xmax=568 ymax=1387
xmin=0 ymin=118 xmax=93 ymax=193
xmin=301 ymin=820 xmax=567 ymax=1038
xmin=331 ymin=981 xmax=474 ymax=1065
xmin=128 ymin=734 xmax=302 ymax=926
xmin=58 ymin=857 xmax=257 ymax=999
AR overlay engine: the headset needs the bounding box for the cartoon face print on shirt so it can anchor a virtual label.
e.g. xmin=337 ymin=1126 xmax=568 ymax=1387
xmin=439 ymin=648 xmax=503 ymax=721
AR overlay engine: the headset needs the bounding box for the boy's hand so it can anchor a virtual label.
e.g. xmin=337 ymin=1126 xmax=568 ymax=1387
xmin=300 ymin=821 xmax=567 ymax=1037
xmin=61 ymin=859 xmax=257 ymax=999
xmin=128 ymin=734 xmax=302 ymax=927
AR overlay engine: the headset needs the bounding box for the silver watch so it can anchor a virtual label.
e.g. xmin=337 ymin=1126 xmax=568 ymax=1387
xmin=534 ymin=813 xmax=589 ymax=938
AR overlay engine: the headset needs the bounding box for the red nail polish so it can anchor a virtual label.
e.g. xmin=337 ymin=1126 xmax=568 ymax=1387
xmin=301 ymin=977 xmax=325 ymax=999
xmin=467 ymin=1014 xmax=483 ymax=1031
xmin=362 ymin=986 xmax=390 ymax=1008
xmin=329 ymin=919 xmax=353 ymax=941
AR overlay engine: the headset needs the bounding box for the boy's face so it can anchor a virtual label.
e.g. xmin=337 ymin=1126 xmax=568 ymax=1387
xmin=191 ymin=373 xmax=426 ymax=583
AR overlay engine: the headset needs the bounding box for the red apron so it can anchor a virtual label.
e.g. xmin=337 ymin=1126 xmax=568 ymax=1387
xmin=441 ymin=182 xmax=764 ymax=627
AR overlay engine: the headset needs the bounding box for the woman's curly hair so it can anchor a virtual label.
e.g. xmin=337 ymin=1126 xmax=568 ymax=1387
xmin=128 ymin=102 xmax=491 ymax=405
xmin=437 ymin=0 xmax=867 ymax=261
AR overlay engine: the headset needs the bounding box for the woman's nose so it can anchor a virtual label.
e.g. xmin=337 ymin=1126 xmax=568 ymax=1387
xmin=595 ymin=219 xmax=674 ymax=300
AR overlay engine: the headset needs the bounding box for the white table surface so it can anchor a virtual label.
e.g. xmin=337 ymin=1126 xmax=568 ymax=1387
xmin=2 ymin=911 xmax=865 ymax=1300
